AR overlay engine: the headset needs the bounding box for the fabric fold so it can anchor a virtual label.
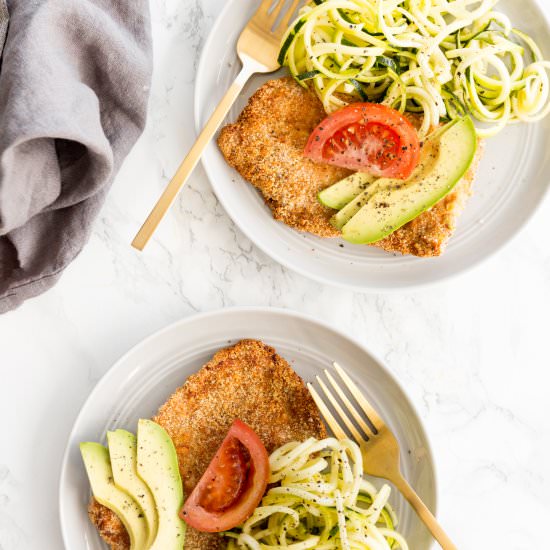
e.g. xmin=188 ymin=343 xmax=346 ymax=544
xmin=0 ymin=1 xmax=7 ymax=55
xmin=0 ymin=0 xmax=153 ymax=312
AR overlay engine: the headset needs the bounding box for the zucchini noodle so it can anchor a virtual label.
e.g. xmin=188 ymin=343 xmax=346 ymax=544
xmin=225 ymin=438 xmax=407 ymax=550
xmin=278 ymin=0 xmax=550 ymax=137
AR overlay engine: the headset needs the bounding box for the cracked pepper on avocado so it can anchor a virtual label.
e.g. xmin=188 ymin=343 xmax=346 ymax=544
xmin=219 ymin=0 xmax=550 ymax=257
xmin=80 ymin=340 xmax=409 ymax=549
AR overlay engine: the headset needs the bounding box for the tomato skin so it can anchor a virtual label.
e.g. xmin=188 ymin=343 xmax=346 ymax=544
xmin=180 ymin=419 xmax=269 ymax=533
xmin=304 ymin=103 xmax=420 ymax=180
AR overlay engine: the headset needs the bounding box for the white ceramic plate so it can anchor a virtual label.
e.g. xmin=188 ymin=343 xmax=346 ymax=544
xmin=195 ymin=0 xmax=550 ymax=291
xmin=59 ymin=307 xmax=436 ymax=549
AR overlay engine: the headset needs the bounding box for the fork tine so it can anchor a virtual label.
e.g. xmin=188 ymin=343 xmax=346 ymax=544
xmin=277 ymin=0 xmax=302 ymax=32
xmin=317 ymin=375 xmax=364 ymax=442
xmin=333 ymin=362 xmax=383 ymax=432
xmin=307 ymin=383 xmax=347 ymax=439
xmin=325 ymin=370 xmax=376 ymax=438
xmin=256 ymin=0 xmax=278 ymax=17
xmin=268 ymin=0 xmax=286 ymax=24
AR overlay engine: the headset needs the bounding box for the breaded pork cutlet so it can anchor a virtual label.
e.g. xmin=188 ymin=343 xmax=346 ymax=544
xmin=219 ymin=77 xmax=352 ymax=238
xmin=88 ymin=339 xmax=327 ymax=550
xmin=218 ymin=77 xmax=482 ymax=257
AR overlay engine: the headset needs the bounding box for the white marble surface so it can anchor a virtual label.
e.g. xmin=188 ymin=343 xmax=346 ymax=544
xmin=1 ymin=0 xmax=550 ymax=548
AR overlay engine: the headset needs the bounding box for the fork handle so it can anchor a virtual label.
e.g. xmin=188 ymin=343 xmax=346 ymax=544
xmin=393 ymin=473 xmax=458 ymax=550
xmin=131 ymin=63 xmax=253 ymax=250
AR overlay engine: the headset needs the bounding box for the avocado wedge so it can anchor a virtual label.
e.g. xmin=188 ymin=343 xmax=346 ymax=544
xmin=341 ymin=116 xmax=477 ymax=244
xmin=80 ymin=442 xmax=149 ymax=550
xmin=331 ymin=185 xmax=377 ymax=230
xmin=318 ymin=172 xmax=377 ymax=210
xmin=137 ymin=419 xmax=186 ymax=550
xmin=330 ymin=136 xmax=443 ymax=230
xmin=107 ymin=430 xmax=158 ymax=548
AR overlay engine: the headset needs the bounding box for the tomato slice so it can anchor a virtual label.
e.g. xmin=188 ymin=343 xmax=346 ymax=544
xmin=180 ymin=419 xmax=269 ymax=532
xmin=304 ymin=103 xmax=421 ymax=179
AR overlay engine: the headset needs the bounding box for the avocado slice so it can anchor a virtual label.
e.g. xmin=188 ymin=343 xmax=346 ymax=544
xmin=341 ymin=116 xmax=477 ymax=244
xmin=330 ymin=128 xmax=447 ymax=231
xmin=108 ymin=430 xmax=158 ymax=548
xmin=331 ymin=185 xmax=377 ymax=230
xmin=318 ymin=172 xmax=377 ymax=210
xmin=80 ymin=442 xmax=148 ymax=550
xmin=137 ymin=419 xmax=186 ymax=550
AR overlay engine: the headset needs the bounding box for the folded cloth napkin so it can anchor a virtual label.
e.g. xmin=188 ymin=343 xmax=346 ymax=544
xmin=0 ymin=1 xmax=7 ymax=54
xmin=0 ymin=0 xmax=152 ymax=313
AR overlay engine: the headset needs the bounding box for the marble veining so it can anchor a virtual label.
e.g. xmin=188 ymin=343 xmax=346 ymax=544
xmin=0 ymin=0 xmax=549 ymax=548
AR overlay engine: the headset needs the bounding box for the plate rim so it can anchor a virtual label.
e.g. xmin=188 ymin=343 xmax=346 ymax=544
xmin=58 ymin=306 xmax=439 ymax=547
xmin=194 ymin=0 xmax=550 ymax=292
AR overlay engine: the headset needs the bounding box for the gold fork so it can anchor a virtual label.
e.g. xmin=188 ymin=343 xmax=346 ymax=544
xmin=308 ymin=362 xmax=458 ymax=550
xmin=131 ymin=0 xmax=301 ymax=250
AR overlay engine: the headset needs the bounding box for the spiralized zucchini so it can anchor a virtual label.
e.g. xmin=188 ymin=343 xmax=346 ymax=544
xmin=226 ymin=438 xmax=408 ymax=550
xmin=279 ymin=0 xmax=550 ymax=137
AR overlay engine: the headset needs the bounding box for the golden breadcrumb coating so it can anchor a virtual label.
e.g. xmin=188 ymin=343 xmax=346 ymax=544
xmin=89 ymin=339 xmax=326 ymax=550
xmin=218 ymin=77 xmax=350 ymax=237
xmin=218 ymin=77 xmax=483 ymax=257
xmin=88 ymin=498 xmax=130 ymax=550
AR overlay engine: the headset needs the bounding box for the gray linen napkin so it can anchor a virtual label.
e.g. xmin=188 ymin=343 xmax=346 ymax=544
xmin=0 ymin=1 xmax=7 ymax=55
xmin=0 ymin=0 xmax=152 ymax=313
